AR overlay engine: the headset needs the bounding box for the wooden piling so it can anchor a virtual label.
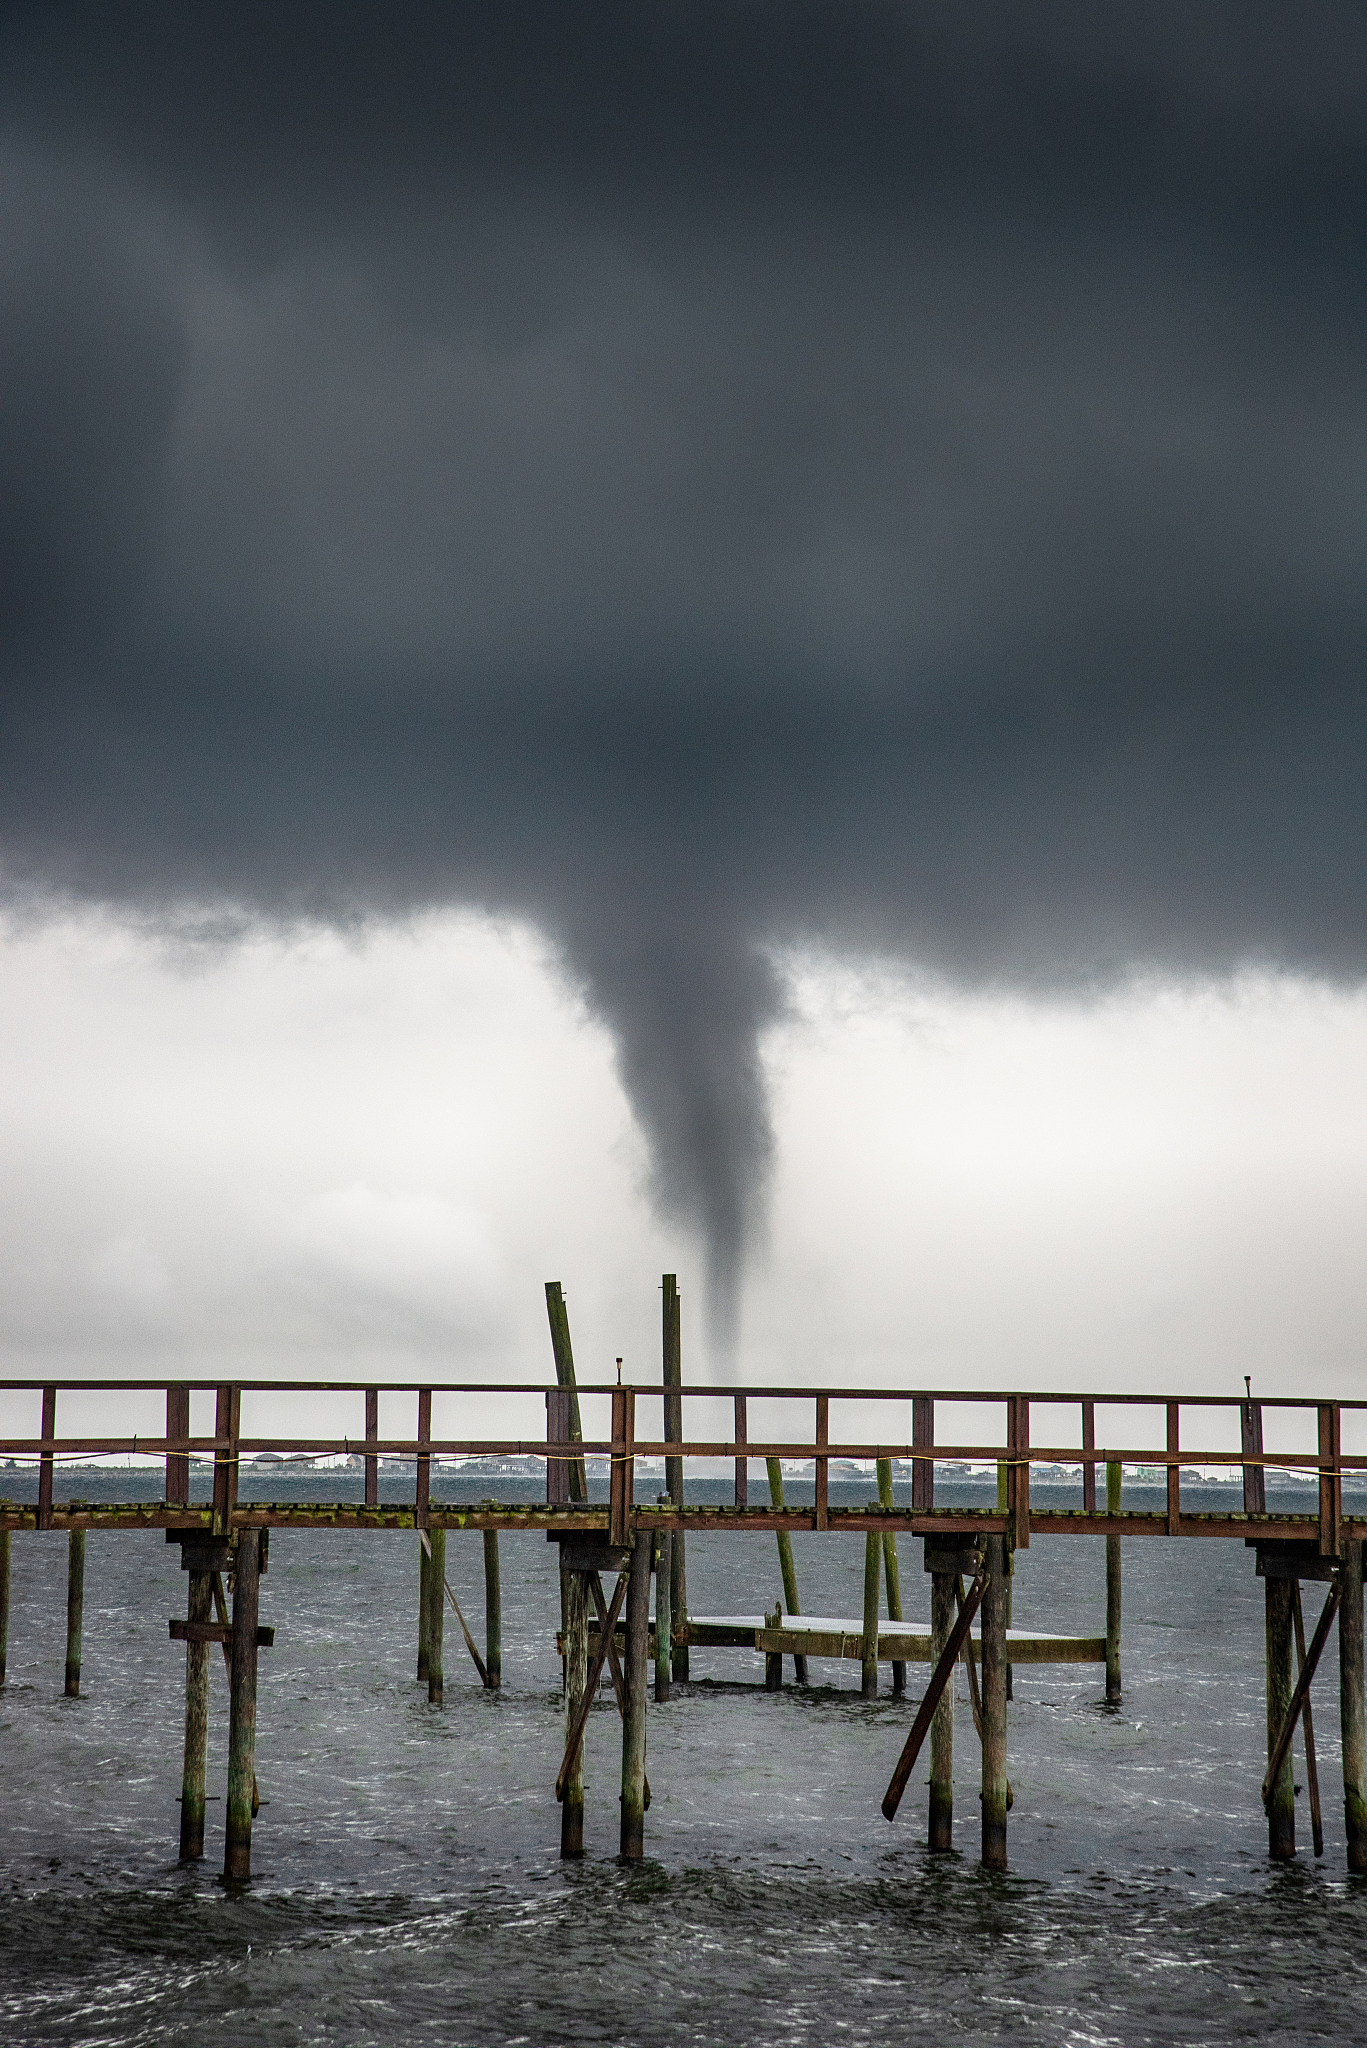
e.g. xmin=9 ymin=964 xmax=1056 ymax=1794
xmin=619 ymin=1537 xmax=651 ymax=1861
xmin=483 ymin=1530 xmax=502 ymax=1689
xmin=995 ymin=1461 xmax=1014 ymax=1701
xmin=1105 ymin=1460 xmax=1122 ymax=1702
xmin=663 ymin=1274 xmax=689 ymax=1680
xmin=224 ymin=1530 xmax=261 ymax=1882
xmin=179 ymin=1571 xmax=212 ymax=1861
xmin=980 ymin=1534 xmax=1009 ymax=1871
xmin=561 ymin=1570 xmax=587 ymax=1857
xmin=861 ymin=1527 xmax=881 ymax=1698
xmin=1265 ymin=1574 xmax=1296 ymax=1860
xmin=765 ymin=1457 xmax=807 ymax=1685
xmin=1340 ymin=1536 xmax=1367 ymax=1874
xmin=654 ymin=1503 xmax=672 ymax=1703
xmin=876 ymin=1459 xmax=905 ymax=1696
xmin=929 ymin=1570 xmax=955 ymax=1850
xmin=0 ymin=1528 xmax=9 ymax=1687
xmin=426 ymin=1526 xmax=446 ymax=1707
xmin=64 ymin=1529 xmax=85 ymax=1698
xmin=417 ymin=1535 xmax=430 ymax=1683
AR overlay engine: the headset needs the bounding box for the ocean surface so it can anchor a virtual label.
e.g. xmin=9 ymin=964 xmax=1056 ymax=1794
xmin=2 ymin=1466 xmax=1365 ymax=2047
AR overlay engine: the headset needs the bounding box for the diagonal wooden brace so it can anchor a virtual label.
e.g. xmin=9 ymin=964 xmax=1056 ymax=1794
xmin=883 ymin=1560 xmax=987 ymax=1821
xmin=1292 ymin=1580 xmax=1324 ymax=1858
xmin=1262 ymin=1577 xmax=1342 ymax=1807
xmin=557 ymin=1567 xmax=629 ymax=1801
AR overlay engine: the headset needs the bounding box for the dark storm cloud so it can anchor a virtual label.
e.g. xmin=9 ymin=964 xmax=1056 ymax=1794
xmin=2 ymin=4 xmax=1364 ymax=1348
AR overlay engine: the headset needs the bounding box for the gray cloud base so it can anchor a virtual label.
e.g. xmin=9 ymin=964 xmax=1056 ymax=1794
xmin=2 ymin=3 xmax=1364 ymax=1347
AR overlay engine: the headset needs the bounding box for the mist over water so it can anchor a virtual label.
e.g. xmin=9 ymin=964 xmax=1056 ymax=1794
xmin=2 ymin=1468 xmax=1365 ymax=2045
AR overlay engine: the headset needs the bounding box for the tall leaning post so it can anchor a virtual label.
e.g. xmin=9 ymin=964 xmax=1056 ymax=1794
xmin=663 ymin=1274 xmax=688 ymax=1681
xmin=224 ymin=1528 xmax=261 ymax=1883
xmin=1340 ymin=1535 xmax=1367 ymax=1874
xmin=619 ymin=1534 xmax=651 ymax=1861
xmin=1105 ymin=1460 xmax=1123 ymax=1701
xmin=561 ymin=1569 xmax=588 ymax=1856
xmin=1265 ymin=1572 xmax=1296 ymax=1860
xmin=483 ymin=1529 xmax=502 ymax=1689
xmin=980 ymin=1533 xmax=1009 ymax=1871
xmin=64 ymin=1529 xmax=85 ymax=1697
xmin=179 ymin=1569 xmax=212 ymax=1860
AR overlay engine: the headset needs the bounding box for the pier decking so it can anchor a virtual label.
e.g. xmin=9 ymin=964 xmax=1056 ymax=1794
xmin=1 ymin=1273 xmax=1364 ymax=1881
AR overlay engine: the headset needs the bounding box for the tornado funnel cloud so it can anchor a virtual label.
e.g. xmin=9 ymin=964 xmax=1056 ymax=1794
xmin=570 ymin=923 xmax=783 ymax=1368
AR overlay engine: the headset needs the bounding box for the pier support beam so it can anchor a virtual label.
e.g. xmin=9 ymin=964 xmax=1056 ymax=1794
xmin=1105 ymin=1461 xmax=1123 ymax=1702
xmin=619 ymin=1537 xmax=651 ymax=1862
xmin=224 ymin=1530 xmax=261 ymax=1883
xmin=426 ymin=1528 xmax=446 ymax=1707
xmin=483 ymin=1531 xmax=502 ymax=1689
xmin=179 ymin=1571 xmax=212 ymax=1861
xmin=0 ymin=1528 xmax=10 ymax=1687
xmin=929 ymin=1571 xmax=955 ymax=1850
xmin=876 ymin=1460 xmax=905 ymax=1696
xmin=861 ymin=1528 xmax=881 ymax=1699
xmin=561 ymin=1571 xmax=587 ymax=1858
xmin=653 ymin=1512 xmax=672 ymax=1703
xmin=981 ymin=1535 xmax=1009 ymax=1871
xmin=417 ymin=1536 xmax=430 ymax=1684
xmin=1341 ymin=1536 xmax=1367 ymax=1874
xmin=64 ymin=1530 xmax=85 ymax=1698
xmin=1265 ymin=1574 xmax=1296 ymax=1860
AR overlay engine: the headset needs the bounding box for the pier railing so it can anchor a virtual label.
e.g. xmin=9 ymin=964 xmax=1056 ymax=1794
xmin=0 ymin=1379 xmax=1362 ymax=1551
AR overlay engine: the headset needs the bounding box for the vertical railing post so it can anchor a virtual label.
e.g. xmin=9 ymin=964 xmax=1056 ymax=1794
xmin=38 ymin=1386 xmax=56 ymax=1531
xmin=166 ymin=1385 xmax=189 ymax=1507
xmin=416 ymin=1388 xmax=431 ymax=1530
xmin=1241 ymin=1399 xmax=1266 ymax=1514
xmin=1007 ymin=1397 xmax=1030 ymax=1550
xmin=212 ymin=1386 xmax=239 ymax=1537
xmin=814 ymin=1395 xmax=829 ymax=1531
xmin=734 ymin=1394 xmax=748 ymax=1507
xmin=609 ymin=1387 xmax=635 ymax=1549
xmin=364 ymin=1388 xmax=378 ymax=1509
xmin=911 ymin=1397 xmax=934 ymax=1513
xmin=1166 ymin=1402 xmax=1181 ymax=1537
xmin=1319 ymin=1403 xmax=1342 ymax=1558
xmin=1081 ymin=1399 xmax=1096 ymax=1513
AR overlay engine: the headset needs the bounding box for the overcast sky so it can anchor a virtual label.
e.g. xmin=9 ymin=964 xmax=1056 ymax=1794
xmin=1 ymin=5 xmax=1364 ymax=1411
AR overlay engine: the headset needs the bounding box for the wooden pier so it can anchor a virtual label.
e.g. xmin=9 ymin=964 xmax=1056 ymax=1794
xmin=1 ymin=1275 xmax=1364 ymax=1880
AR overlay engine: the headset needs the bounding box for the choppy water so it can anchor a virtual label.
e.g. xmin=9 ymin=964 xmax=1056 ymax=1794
xmin=2 ymin=1468 xmax=1365 ymax=2046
